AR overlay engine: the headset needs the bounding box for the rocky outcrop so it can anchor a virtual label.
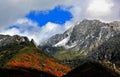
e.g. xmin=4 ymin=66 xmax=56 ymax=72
xmin=0 ymin=34 xmax=35 ymax=47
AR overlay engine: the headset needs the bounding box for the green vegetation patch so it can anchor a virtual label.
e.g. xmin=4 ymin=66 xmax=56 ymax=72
xmin=54 ymin=50 xmax=87 ymax=60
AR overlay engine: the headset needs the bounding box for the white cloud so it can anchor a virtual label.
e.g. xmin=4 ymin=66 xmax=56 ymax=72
xmin=0 ymin=18 xmax=71 ymax=45
xmin=38 ymin=22 xmax=65 ymax=43
xmin=85 ymin=0 xmax=120 ymax=22
xmin=0 ymin=0 xmax=63 ymax=29
xmin=86 ymin=0 xmax=114 ymax=20
xmin=87 ymin=0 xmax=114 ymax=16
xmin=0 ymin=28 xmax=20 ymax=36
xmin=1 ymin=0 xmax=119 ymax=29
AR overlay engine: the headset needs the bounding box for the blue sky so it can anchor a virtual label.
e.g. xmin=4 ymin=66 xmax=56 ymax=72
xmin=26 ymin=6 xmax=73 ymax=26
xmin=3 ymin=5 xmax=74 ymax=44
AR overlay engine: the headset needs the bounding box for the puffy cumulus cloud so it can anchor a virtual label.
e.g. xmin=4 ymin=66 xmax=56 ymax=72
xmin=1 ymin=0 xmax=119 ymax=28
xmin=38 ymin=22 xmax=65 ymax=43
xmin=1 ymin=0 xmax=120 ymax=26
xmin=0 ymin=18 xmax=72 ymax=45
xmin=0 ymin=0 xmax=83 ymax=29
xmin=87 ymin=0 xmax=114 ymax=16
xmin=86 ymin=0 xmax=120 ymax=21
xmin=63 ymin=0 xmax=120 ymax=22
xmin=0 ymin=0 xmax=63 ymax=29
xmin=0 ymin=28 xmax=20 ymax=35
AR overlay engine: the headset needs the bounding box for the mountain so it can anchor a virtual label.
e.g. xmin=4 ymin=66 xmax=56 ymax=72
xmin=0 ymin=34 xmax=71 ymax=77
xmin=63 ymin=61 xmax=119 ymax=77
xmin=0 ymin=35 xmax=35 ymax=67
xmin=1 ymin=19 xmax=120 ymax=76
xmin=40 ymin=19 xmax=120 ymax=60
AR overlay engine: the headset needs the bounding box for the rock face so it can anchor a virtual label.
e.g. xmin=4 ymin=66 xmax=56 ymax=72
xmin=40 ymin=19 xmax=120 ymax=58
xmin=40 ymin=34 xmax=63 ymax=46
xmin=0 ymin=35 xmax=35 ymax=47
xmin=89 ymin=34 xmax=120 ymax=66
xmin=65 ymin=20 xmax=120 ymax=51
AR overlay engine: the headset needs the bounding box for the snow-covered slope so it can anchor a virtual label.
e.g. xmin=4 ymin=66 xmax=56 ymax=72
xmin=54 ymin=35 xmax=70 ymax=47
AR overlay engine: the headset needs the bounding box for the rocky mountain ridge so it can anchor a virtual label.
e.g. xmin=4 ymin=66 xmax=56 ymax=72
xmin=40 ymin=19 xmax=120 ymax=59
xmin=0 ymin=34 xmax=71 ymax=77
xmin=0 ymin=34 xmax=36 ymax=47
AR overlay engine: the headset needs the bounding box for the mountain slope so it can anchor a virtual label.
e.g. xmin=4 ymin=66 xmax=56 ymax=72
xmin=0 ymin=35 xmax=35 ymax=67
xmin=40 ymin=19 xmax=120 ymax=60
xmin=61 ymin=33 xmax=120 ymax=69
xmin=63 ymin=61 xmax=119 ymax=77
xmin=5 ymin=46 xmax=71 ymax=77
xmin=0 ymin=34 xmax=71 ymax=77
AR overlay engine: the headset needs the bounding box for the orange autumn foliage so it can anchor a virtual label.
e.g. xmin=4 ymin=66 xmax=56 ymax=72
xmin=6 ymin=47 xmax=71 ymax=77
